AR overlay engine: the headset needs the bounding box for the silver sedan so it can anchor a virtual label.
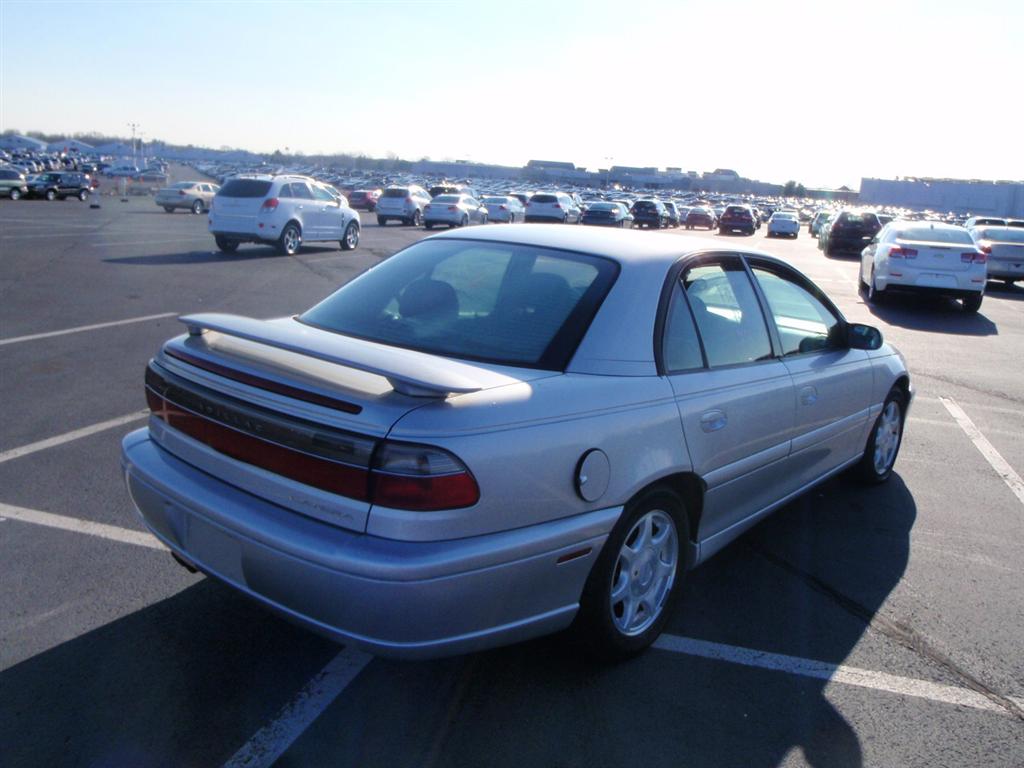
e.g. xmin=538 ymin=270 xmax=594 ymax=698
xmin=155 ymin=181 xmax=220 ymax=214
xmin=122 ymin=226 xmax=912 ymax=659
xmin=422 ymin=194 xmax=488 ymax=228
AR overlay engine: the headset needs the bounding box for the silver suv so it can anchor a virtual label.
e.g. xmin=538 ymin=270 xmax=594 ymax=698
xmin=375 ymin=185 xmax=432 ymax=226
xmin=209 ymin=174 xmax=361 ymax=255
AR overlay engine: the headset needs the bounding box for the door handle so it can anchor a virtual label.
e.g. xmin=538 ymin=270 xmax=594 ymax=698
xmin=800 ymin=385 xmax=818 ymax=406
xmin=700 ymin=410 xmax=727 ymax=433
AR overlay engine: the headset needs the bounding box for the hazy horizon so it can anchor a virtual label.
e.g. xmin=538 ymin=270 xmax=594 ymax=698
xmin=2 ymin=0 xmax=1021 ymax=189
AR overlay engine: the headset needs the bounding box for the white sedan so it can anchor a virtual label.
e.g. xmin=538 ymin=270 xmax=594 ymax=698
xmin=423 ymin=194 xmax=488 ymax=229
xmin=969 ymin=226 xmax=1024 ymax=285
xmin=482 ymin=195 xmax=526 ymax=223
xmin=860 ymin=222 xmax=987 ymax=312
xmin=766 ymin=211 xmax=800 ymax=238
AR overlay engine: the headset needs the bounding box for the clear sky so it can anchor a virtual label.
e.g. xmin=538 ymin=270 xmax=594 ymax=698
xmin=2 ymin=0 xmax=1021 ymax=188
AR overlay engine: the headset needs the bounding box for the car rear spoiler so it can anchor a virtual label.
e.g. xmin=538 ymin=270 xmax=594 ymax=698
xmin=179 ymin=313 xmax=513 ymax=398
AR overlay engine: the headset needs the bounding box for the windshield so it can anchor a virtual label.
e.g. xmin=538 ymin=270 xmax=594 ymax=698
xmin=300 ymin=239 xmax=618 ymax=369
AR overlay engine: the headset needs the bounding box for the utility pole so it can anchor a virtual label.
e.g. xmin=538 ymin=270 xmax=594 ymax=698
xmin=127 ymin=122 xmax=140 ymax=168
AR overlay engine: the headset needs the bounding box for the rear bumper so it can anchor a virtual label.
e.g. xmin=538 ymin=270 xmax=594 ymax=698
xmin=121 ymin=429 xmax=616 ymax=659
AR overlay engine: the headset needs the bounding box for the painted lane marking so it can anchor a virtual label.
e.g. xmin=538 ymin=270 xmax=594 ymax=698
xmin=221 ymin=647 xmax=372 ymax=768
xmin=940 ymin=396 xmax=1024 ymax=507
xmin=0 ymin=312 xmax=176 ymax=346
xmin=0 ymin=503 xmax=165 ymax=551
xmin=0 ymin=411 xmax=148 ymax=464
xmin=654 ymin=634 xmax=1017 ymax=716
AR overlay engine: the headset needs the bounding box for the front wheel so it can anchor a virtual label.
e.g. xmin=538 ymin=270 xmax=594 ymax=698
xmin=963 ymin=293 xmax=983 ymax=313
xmin=574 ymin=487 xmax=687 ymax=659
xmin=163 ymin=206 xmax=175 ymax=213
xmin=411 ymin=210 xmax=422 ymax=227
xmin=9 ymin=189 xmax=21 ymax=200
xmin=377 ymin=216 xmax=387 ymax=226
xmin=192 ymin=199 xmax=204 ymax=215
xmin=45 ymin=189 xmax=57 ymax=201
xmin=214 ymin=236 xmax=239 ymax=253
xmin=867 ymin=268 xmax=886 ymax=304
xmin=460 ymin=215 xmax=469 ymax=227
xmin=856 ymin=389 xmax=905 ymax=484
xmin=78 ymin=189 xmax=89 ymax=202
xmin=507 ymin=213 xmax=515 ymax=224
xmin=340 ymin=221 xmax=360 ymax=251
xmin=277 ymin=223 xmax=301 ymax=255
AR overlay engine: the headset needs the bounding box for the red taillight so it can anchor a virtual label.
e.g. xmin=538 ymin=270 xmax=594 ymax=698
xmin=552 ymin=203 xmax=562 ymax=209
xmin=979 ymin=243 xmax=992 ymax=254
xmin=962 ymin=251 xmax=987 ymax=264
xmin=448 ymin=205 xmax=458 ymax=212
xmin=405 ymin=197 xmax=413 ymax=204
xmin=178 ymin=190 xmax=187 ymax=196
xmin=261 ymin=197 xmax=279 ymax=211
xmin=499 ymin=204 xmax=508 ymax=210
xmin=889 ymin=246 xmax=918 ymax=259
xmin=371 ymin=441 xmax=479 ymax=511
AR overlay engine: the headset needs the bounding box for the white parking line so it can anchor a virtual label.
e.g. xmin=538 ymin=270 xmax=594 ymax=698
xmin=654 ymin=634 xmax=1016 ymax=716
xmin=88 ymin=237 xmax=211 ymax=248
xmin=940 ymin=396 xmax=1024 ymax=507
xmin=0 ymin=503 xmax=165 ymax=550
xmin=0 ymin=411 xmax=148 ymax=464
xmin=0 ymin=312 xmax=176 ymax=346
xmin=222 ymin=647 xmax=372 ymax=768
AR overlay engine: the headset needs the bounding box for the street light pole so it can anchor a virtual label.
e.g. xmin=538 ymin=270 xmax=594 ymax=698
xmin=127 ymin=122 xmax=140 ymax=168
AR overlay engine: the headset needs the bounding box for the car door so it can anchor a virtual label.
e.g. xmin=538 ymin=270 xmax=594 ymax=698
xmin=311 ymin=183 xmax=344 ymax=239
xmin=663 ymin=255 xmax=796 ymax=554
xmin=287 ymin=182 xmax=317 ymax=238
xmin=748 ymin=259 xmax=873 ymax=487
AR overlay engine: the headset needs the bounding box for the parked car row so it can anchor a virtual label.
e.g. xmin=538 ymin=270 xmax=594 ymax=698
xmin=0 ymin=167 xmax=95 ymax=201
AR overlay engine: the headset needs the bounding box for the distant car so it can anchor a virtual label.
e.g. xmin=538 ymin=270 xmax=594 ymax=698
xmin=508 ymin=191 xmax=533 ymax=206
xmin=581 ymin=201 xmax=633 ymax=228
xmin=481 ymin=195 xmax=526 ymax=223
xmin=105 ymin=165 xmax=140 ymax=178
xmin=860 ymin=222 xmax=986 ymax=312
xmin=123 ymin=225 xmax=908 ymax=660
xmin=429 ymin=184 xmax=463 ymax=198
xmin=964 ymin=216 xmax=1006 ymax=229
xmin=0 ymin=167 xmax=28 ymax=200
xmin=809 ymin=211 xmax=831 ymax=236
xmin=684 ymin=207 xmax=716 ymax=230
xmin=138 ymin=168 xmax=169 ymax=183
xmin=525 ymin=192 xmax=582 ymax=224
xmin=27 ymin=171 xmax=92 ymax=201
xmin=347 ymin=189 xmax=382 ymax=212
xmin=821 ymin=211 xmax=882 ymax=256
xmin=209 ymin=174 xmax=361 ymax=255
xmin=631 ymin=200 xmax=669 ymax=229
xmin=766 ymin=211 xmax=800 ymax=238
xmin=423 ymin=194 xmax=489 ymax=228
xmin=376 ymin=185 xmax=432 ymax=226
xmin=969 ymin=226 xmax=1024 ymax=285
xmin=662 ymin=202 xmax=683 ymax=228
xmin=155 ymin=181 xmax=219 ymax=214
xmin=1005 ymin=219 xmax=1024 ymax=229
xmin=718 ymin=205 xmax=757 ymax=235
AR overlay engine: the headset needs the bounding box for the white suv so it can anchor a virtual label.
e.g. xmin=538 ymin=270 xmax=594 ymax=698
xmin=375 ymin=185 xmax=432 ymax=227
xmin=524 ymin=192 xmax=582 ymax=224
xmin=209 ymin=175 xmax=361 ymax=255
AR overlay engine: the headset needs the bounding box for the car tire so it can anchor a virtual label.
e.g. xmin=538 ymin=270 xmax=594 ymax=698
xmin=163 ymin=206 xmax=174 ymax=213
xmin=78 ymin=189 xmax=89 ymax=202
xmin=718 ymin=227 xmax=726 ymax=235
xmin=377 ymin=216 xmax=387 ymax=226
xmin=277 ymin=223 xmax=301 ymax=255
xmin=424 ymin=223 xmax=433 ymax=230
xmin=482 ymin=214 xmax=489 ymax=224
xmin=214 ymin=236 xmax=239 ymax=253
xmin=10 ymin=189 xmax=21 ymax=200
xmin=411 ymin=210 xmax=422 ymax=227
xmin=460 ymin=215 xmax=469 ymax=227
xmin=962 ymin=293 xmax=983 ymax=313
xmin=192 ymin=200 xmax=204 ymax=215
xmin=574 ymin=486 xmax=687 ymax=660
xmin=45 ymin=189 xmax=56 ymax=201
xmin=340 ymin=221 xmax=360 ymax=251
xmin=867 ymin=268 xmax=886 ymax=304
xmin=508 ymin=213 xmax=515 ymax=224
xmin=856 ymin=388 xmax=906 ymax=484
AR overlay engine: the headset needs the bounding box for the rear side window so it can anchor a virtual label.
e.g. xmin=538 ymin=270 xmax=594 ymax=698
xmin=662 ymin=286 xmax=704 ymax=373
xmin=219 ymin=179 xmax=272 ymax=198
xmin=683 ymin=261 xmax=772 ymax=367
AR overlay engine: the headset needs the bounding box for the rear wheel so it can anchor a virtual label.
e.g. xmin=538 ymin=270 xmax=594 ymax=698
xmin=340 ymin=221 xmax=360 ymax=251
xmin=575 ymin=487 xmax=687 ymax=659
xmin=10 ymin=189 xmax=21 ymax=200
xmin=856 ymin=388 xmax=905 ymax=484
xmin=192 ymin=199 xmax=204 ymax=215
xmin=460 ymin=215 xmax=469 ymax=227
xmin=963 ymin=292 xmax=983 ymax=313
xmin=78 ymin=189 xmax=89 ymax=202
xmin=377 ymin=216 xmax=387 ymax=226
xmin=277 ymin=223 xmax=301 ymax=255
xmin=214 ymin=236 xmax=239 ymax=253
xmin=508 ymin=213 xmax=515 ymax=224
xmin=163 ymin=206 xmax=174 ymax=213
xmin=45 ymin=189 xmax=56 ymax=201
xmin=411 ymin=210 xmax=422 ymax=227
xmin=867 ymin=267 xmax=886 ymax=304
xmin=424 ymin=222 xmax=433 ymax=230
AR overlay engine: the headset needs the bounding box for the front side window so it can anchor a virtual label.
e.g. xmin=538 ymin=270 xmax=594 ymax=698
xmin=683 ymin=260 xmax=772 ymax=367
xmin=300 ymin=239 xmax=618 ymax=369
xmin=751 ymin=265 xmax=842 ymax=356
xmin=311 ymin=184 xmax=334 ymax=202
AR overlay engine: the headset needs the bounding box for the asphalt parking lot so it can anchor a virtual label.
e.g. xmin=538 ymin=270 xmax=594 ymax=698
xmin=2 ymin=169 xmax=1022 ymax=767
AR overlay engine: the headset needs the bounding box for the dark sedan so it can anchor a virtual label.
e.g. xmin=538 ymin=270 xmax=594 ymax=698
xmin=718 ymin=205 xmax=757 ymax=235
xmin=631 ymin=199 xmax=669 ymax=229
xmin=581 ymin=202 xmax=634 ymax=228
xmin=820 ymin=211 xmax=881 ymax=256
xmin=685 ymin=207 xmax=717 ymax=230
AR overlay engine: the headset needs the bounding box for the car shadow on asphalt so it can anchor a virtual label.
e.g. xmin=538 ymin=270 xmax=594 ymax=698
xmin=103 ymin=245 xmax=342 ymax=265
xmin=985 ymin=281 xmax=1024 ymax=302
xmin=0 ymin=474 xmax=915 ymax=768
xmin=863 ymin=294 xmax=998 ymax=335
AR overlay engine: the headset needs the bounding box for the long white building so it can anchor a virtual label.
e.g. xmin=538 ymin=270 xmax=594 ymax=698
xmin=860 ymin=177 xmax=1024 ymax=217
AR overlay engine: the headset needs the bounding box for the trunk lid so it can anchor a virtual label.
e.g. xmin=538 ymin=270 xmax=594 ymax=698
xmin=897 ymin=239 xmax=972 ymax=273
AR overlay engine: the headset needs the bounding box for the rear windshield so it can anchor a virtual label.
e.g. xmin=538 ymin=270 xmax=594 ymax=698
xmin=836 ymin=213 xmax=878 ymax=226
xmin=978 ymin=228 xmax=1024 ymax=243
xmin=773 ymin=212 xmax=797 ymax=219
xmin=299 ymin=239 xmax=619 ymax=370
xmin=530 ymin=194 xmax=558 ymax=203
xmin=483 ymin=197 xmax=509 ymax=204
xmin=588 ymin=203 xmax=618 ymax=211
xmin=433 ymin=195 xmax=460 ymax=203
xmin=896 ymin=227 xmax=973 ymax=245
xmin=634 ymin=201 xmax=659 ymax=210
xmin=725 ymin=206 xmax=748 ymax=214
xmin=218 ymin=179 xmax=272 ymax=198
xmin=383 ymin=187 xmax=409 ymax=198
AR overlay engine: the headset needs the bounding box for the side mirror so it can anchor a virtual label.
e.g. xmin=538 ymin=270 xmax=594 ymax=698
xmin=847 ymin=323 xmax=883 ymax=350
